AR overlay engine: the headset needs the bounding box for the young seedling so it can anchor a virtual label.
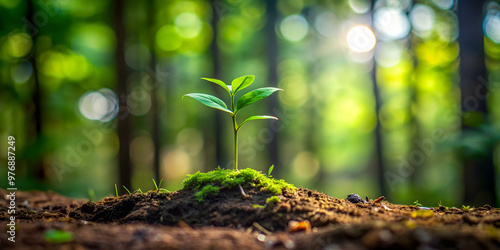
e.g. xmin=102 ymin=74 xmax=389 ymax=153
xmin=152 ymin=179 xmax=159 ymax=190
xmin=268 ymin=165 xmax=274 ymax=178
xmin=123 ymin=185 xmax=131 ymax=194
xmin=88 ymin=188 xmax=96 ymax=201
xmin=115 ymin=184 xmax=119 ymax=197
xmin=462 ymin=205 xmax=471 ymax=212
xmin=184 ymin=75 xmax=281 ymax=170
xmin=152 ymin=178 xmax=170 ymax=193
xmin=438 ymin=201 xmax=450 ymax=211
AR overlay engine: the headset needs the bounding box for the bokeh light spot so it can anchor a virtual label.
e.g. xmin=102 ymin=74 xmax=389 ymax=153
xmin=293 ymin=152 xmax=320 ymax=179
xmin=410 ymin=4 xmax=435 ymax=33
xmin=125 ymin=44 xmax=151 ymax=70
xmin=6 ymin=33 xmax=32 ymax=58
xmin=314 ymin=12 xmax=337 ymax=37
xmin=64 ymin=54 xmax=89 ymax=81
xmin=349 ymin=0 xmax=370 ymax=14
xmin=39 ymin=51 xmax=65 ymax=78
xmin=374 ymin=7 xmax=411 ymax=41
xmin=127 ymin=87 xmax=151 ymax=116
xmin=0 ymin=0 xmax=21 ymax=8
xmin=70 ymin=23 xmax=115 ymax=65
xmin=436 ymin=12 xmax=458 ymax=43
xmin=161 ymin=149 xmax=191 ymax=180
xmin=79 ymin=88 xmax=118 ymax=122
xmin=175 ymin=12 xmax=203 ymax=38
xmin=280 ymin=14 xmax=309 ymax=42
xmin=346 ymin=25 xmax=376 ymax=52
xmin=375 ymin=42 xmax=402 ymax=68
xmin=279 ymin=75 xmax=308 ymax=107
xmin=156 ymin=25 xmax=182 ymax=51
xmin=11 ymin=60 xmax=33 ymax=84
xmin=484 ymin=10 xmax=500 ymax=44
xmin=433 ymin=0 xmax=454 ymax=10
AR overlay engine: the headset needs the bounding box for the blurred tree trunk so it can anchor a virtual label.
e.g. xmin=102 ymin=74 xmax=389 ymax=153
xmin=266 ymin=0 xmax=280 ymax=176
xmin=114 ymin=0 xmax=132 ymax=191
xmin=371 ymin=0 xmax=386 ymax=196
xmin=458 ymin=0 xmax=496 ymax=206
xmin=148 ymin=0 xmax=161 ymax=181
xmin=210 ymin=1 xmax=227 ymax=170
xmin=27 ymin=0 xmax=45 ymax=181
xmin=408 ymin=30 xmax=421 ymax=192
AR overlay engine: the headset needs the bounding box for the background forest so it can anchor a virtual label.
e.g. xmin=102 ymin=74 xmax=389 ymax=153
xmin=1 ymin=0 xmax=500 ymax=207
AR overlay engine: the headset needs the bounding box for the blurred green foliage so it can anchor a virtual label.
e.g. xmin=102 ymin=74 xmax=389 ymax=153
xmin=0 ymin=0 xmax=499 ymax=207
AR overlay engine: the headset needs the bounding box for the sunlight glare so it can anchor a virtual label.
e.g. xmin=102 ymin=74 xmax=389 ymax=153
xmin=346 ymin=25 xmax=376 ymax=53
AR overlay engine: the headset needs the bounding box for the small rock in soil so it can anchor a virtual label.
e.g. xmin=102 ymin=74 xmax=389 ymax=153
xmin=346 ymin=193 xmax=365 ymax=203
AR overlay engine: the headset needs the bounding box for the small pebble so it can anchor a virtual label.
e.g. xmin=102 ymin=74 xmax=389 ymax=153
xmin=347 ymin=193 xmax=365 ymax=203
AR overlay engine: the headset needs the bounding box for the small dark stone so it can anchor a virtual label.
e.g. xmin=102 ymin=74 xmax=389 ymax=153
xmin=347 ymin=193 xmax=364 ymax=203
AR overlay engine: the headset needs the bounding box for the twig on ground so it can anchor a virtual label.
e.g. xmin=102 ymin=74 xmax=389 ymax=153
xmin=252 ymin=222 xmax=272 ymax=235
xmin=373 ymin=196 xmax=385 ymax=203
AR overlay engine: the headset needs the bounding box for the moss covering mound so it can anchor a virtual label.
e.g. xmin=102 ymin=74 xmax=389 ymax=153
xmin=182 ymin=167 xmax=296 ymax=201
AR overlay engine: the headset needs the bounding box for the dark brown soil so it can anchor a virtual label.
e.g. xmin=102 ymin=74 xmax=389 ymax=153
xmin=1 ymin=187 xmax=499 ymax=249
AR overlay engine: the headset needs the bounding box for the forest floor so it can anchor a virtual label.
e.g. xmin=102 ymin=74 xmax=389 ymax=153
xmin=0 ymin=186 xmax=499 ymax=249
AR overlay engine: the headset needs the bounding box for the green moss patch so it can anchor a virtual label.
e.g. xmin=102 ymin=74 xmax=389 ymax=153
xmin=266 ymin=196 xmax=281 ymax=204
xmin=194 ymin=185 xmax=220 ymax=202
xmin=182 ymin=167 xmax=296 ymax=202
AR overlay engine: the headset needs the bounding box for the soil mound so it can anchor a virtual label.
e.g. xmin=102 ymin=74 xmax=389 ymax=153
xmin=2 ymin=188 xmax=500 ymax=249
xmin=69 ymin=187 xmax=500 ymax=232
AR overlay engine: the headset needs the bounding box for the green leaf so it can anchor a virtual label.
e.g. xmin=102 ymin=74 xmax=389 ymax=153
xmin=201 ymin=77 xmax=231 ymax=96
xmin=238 ymin=115 xmax=278 ymax=130
xmin=268 ymin=165 xmax=274 ymax=177
xmin=231 ymin=75 xmax=255 ymax=94
xmin=183 ymin=93 xmax=233 ymax=114
xmin=236 ymin=87 xmax=282 ymax=112
xmin=152 ymin=179 xmax=158 ymax=190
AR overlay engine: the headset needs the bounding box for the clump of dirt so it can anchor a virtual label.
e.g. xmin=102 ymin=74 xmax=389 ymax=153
xmin=0 ymin=189 xmax=86 ymax=222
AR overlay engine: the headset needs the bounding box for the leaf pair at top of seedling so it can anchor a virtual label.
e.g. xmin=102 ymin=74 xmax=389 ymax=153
xmin=183 ymin=75 xmax=282 ymax=170
xmin=184 ymin=75 xmax=282 ymax=130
